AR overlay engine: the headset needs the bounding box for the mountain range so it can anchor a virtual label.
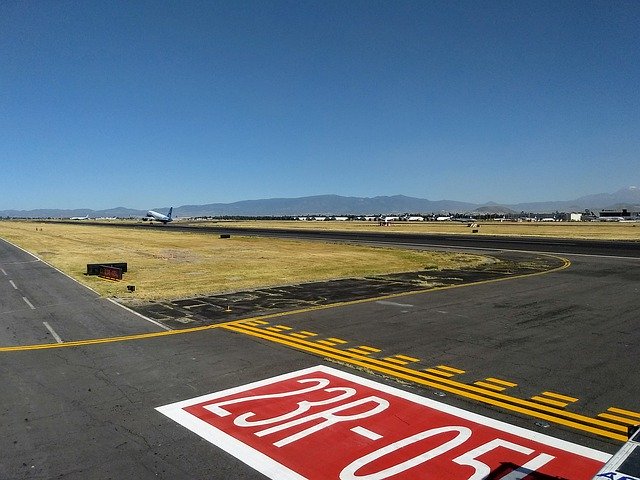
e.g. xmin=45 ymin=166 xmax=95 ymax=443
xmin=2 ymin=187 xmax=639 ymax=218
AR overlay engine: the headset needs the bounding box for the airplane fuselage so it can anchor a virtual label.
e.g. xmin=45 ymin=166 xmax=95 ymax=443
xmin=146 ymin=207 xmax=173 ymax=223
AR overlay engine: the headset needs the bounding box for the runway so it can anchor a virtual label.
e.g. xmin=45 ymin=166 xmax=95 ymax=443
xmin=56 ymin=220 xmax=640 ymax=257
xmin=1 ymin=229 xmax=639 ymax=479
xmin=0 ymin=238 xmax=164 ymax=347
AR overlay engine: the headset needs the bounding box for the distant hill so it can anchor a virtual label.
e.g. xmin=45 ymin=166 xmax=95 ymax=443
xmin=1 ymin=187 xmax=639 ymax=218
xmin=472 ymin=205 xmax=517 ymax=215
xmin=176 ymin=195 xmax=477 ymax=217
xmin=510 ymin=186 xmax=640 ymax=213
xmin=0 ymin=207 xmax=145 ymax=219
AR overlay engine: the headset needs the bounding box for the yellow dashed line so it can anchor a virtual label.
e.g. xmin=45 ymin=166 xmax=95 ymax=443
xmin=243 ymin=320 xmax=269 ymax=326
xmin=316 ymin=337 xmax=348 ymax=346
xmin=327 ymin=337 xmax=348 ymax=344
xmin=383 ymin=355 xmax=420 ymax=365
xmin=486 ymin=377 xmax=518 ymax=388
xmin=382 ymin=357 xmax=410 ymax=365
xmin=393 ymin=354 xmax=420 ymax=363
xmin=598 ymin=413 xmax=640 ymax=425
xmin=531 ymin=395 xmax=569 ymax=408
xmin=474 ymin=381 xmax=506 ymax=392
xmin=437 ymin=365 xmax=466 ymax=374
xmin=540 ymin=391 xmax=578 ymax=403
xmin=347 ymin=348 xmax=377 ymax=356
xmin=289 ymin=331 xmax=318 ymax=339
xmin=607 ymin=407 xmax=640 ymax=419
xmin=266 ymin=325 xmax=293 ymax=332
xmin=357 ymin=346 xmax=382 ymax=353
xmin=425 ymin=368 xmax=456 ymax=378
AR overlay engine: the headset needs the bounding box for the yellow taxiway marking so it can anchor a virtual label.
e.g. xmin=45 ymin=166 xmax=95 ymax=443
xmin=539 ymin=391 xmax=578 ymax=403
xmin=242 ymin=320 xmax=270 ymax=326
xmin=531 ymin=395 xmax=571 ymax=408
xmin=529 ymin=391 xmax=578 ymax=409
xmin=598 ymin=413 xmax=640 ymax=425
xmin=598 ymin=407 xmax=640 ymax=426
xmin=393 ymin=354 xmax=420 ymax=362
xmin=315 ymin=337 xmax=348 ymax=347
xmin=357 ymin=345 xmax=381 ymax=353
xmin=486 ymin=377 xmax=518 ymax=388
xmin=437 ymin=365 xmax=466 ymax=374
xmin=222 ymin=321 xmax=628 ymax=442
xmin=289 ymin=331 xmax=318 ymax=339
xmin=382 ymin=355 xmax=420 ymax=365
xmin=266 ymin=325 xmax=292 ymax=332
xmin=474 ymin=381 xmax=507 ymax=392
xmin=607 ymin=407 xmax=640 ymax=419
xmin=0 ymin=325 xmax=217 ymax=352
xmin=347 ymin=346 xmax=380 ymax=356
xmin=425 ymin=368 xmax=456 ymax=378
xmin=347 ymin=348 xmax=374 ymax=355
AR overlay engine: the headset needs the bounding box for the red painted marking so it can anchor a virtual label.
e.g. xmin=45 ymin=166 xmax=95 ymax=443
xmin=157 ymin=366 xmax=608 ymax=479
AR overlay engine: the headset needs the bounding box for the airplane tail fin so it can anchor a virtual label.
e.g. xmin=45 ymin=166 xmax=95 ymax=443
xmin=168 ymin=207 xmax=173 ymax=219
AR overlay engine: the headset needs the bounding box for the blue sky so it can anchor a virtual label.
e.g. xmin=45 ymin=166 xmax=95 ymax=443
xmin=1 ymin=1 xmax=639 ymax=210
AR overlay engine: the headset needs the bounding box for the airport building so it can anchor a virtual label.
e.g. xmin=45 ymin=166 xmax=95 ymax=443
xmin=599 ymin=208 xmax=639 ymax=220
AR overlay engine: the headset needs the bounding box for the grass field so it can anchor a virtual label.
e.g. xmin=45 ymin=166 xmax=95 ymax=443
xmin=188 ymin=219 xmax=640 ymax=240
xmin=0 ymin=221 xmax=492 ymax=300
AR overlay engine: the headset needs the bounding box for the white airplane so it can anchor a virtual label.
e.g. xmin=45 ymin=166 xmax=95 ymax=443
xmin=145 ymin=207 xmax=173 ymax=223
xmin=70 ymin=215 xmax=89 ymax=220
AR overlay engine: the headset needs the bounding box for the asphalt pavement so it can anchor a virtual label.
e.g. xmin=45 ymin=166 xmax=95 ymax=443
xmin=0 ymin=238 xmax=165 ymax=347
xmin=1 ymin=231 xmax=639 ymax=479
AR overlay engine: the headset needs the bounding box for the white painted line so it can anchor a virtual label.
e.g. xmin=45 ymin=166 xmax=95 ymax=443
xmin=0 ymin=238 xmax=103 ymax=295
xmin=22 ymin=297 xmax=35 ymax=309
xmin=43 ymin=322 xmax=63 ymax=343
xmin=376 ymin=300 xmax=414 ymax=308
xmin=157 ymin=365 xmax=610 ymax=479
xmin=106 ymin=298 xmax=172 ymax=331
xmin=1 ymin=268 xmax=6 ymax=275
xmin=158 ymin=365 xmax=611 ymax=461
xmin=351 ymin=426 xmax=383 ymax=441
xmin=9 ymin=280 xmax=17 ymax=289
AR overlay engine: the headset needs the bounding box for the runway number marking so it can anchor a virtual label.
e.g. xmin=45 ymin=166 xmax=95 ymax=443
xmin=157 ymin=365 xmax=609 ymax=480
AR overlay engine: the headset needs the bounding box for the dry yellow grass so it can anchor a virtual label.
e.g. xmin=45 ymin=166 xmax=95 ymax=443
xmin=191 ymin=219 xmax=640 ymax=240
xmin=0 ymin=221 xmax=491 ymax=300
